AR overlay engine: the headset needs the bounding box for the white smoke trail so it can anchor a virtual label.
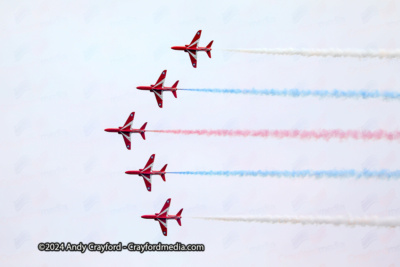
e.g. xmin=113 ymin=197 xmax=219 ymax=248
xmin=224 ymin=48 xmax=400 ymax=59
xmin=195 ymin=216 xmax=400 ymax=228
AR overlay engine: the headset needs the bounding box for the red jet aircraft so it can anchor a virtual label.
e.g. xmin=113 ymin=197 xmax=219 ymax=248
xmin=125 ymin=154 xmax=167 ymax=192
xmin=141 ymin=198 xmax=183 ymax=236
xmin=171 ymin=30 xmax=213 ymax=68
xmin=136 ymin=70 xmax=178 ymax=108
xmin=104 ymin=112 xmax=146 ymax=150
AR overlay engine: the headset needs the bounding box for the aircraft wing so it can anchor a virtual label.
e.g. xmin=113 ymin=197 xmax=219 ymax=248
xmin=153 ymin=90 xmax=163 ymax=108
xmin=187 ymin=50 xmax=197 ymax=68
xmin=157 ymin=218 xmax=168 ymax=236
xmin=140 ymin=173 xmax=152 ymax=192
xmin=121 ymin=132 xmax=131 ymax=150
xmin=158 ymin=198 xmax=171 ymax=216
xmin=187 ymin=30 xmax=201 ymax=49
xmin=121 ymin=112 xmax=134 ymax=130
xmin=143 ymin=154 xmax=155 ymax=172
xmin=153 ymin=70 xmax=167 ymax=89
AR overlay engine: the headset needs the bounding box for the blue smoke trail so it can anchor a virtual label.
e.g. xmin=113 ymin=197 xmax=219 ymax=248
xmin=168 ymin=170 xmax=400 ymax=179
xmin=179 ymin=88 xmax=400 ymax=99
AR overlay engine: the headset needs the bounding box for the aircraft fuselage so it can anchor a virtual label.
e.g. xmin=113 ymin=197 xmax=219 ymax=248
xmin=104 ymin=127 xmax=144 ymax=134
xmin=136 ymin=86 xmax=176 ymax=91
xmin=171 ymin=45 xmax=211 ymax=52
xmin=141 ymin=214 xmax=180 ymax=220
xmin=125 ymin=170 xmax=165 ymax=175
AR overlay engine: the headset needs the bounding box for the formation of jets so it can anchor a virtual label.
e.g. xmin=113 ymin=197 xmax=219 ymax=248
xmin=136 ymin=30 xmax=213 ymax=108
xmin=105 ymin=30 xmax=213 ymax=236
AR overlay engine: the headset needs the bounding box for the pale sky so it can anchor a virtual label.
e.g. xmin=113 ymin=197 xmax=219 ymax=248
xmin=1 ymin=0 xmax=400 ymax=266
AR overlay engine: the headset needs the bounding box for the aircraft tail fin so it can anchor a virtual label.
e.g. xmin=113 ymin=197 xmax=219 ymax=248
xmin=176 ymin=208 xmax=183 ymax=226
xmin=140 ymin=122 xmax=147 ymax=140
xmin=172 ymin=81 xmax=179 ymax=98
xmin=172 ymin=80 xmax=179 ymax=88
xmin=160 ymin=164 xmax=167 ymax=181
xmin=206 ymin=41 xmax=213 ymax=58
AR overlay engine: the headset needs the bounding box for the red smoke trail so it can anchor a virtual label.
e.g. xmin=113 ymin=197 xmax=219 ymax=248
xmin=147 ymin=129 xmax=400 ymax=141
